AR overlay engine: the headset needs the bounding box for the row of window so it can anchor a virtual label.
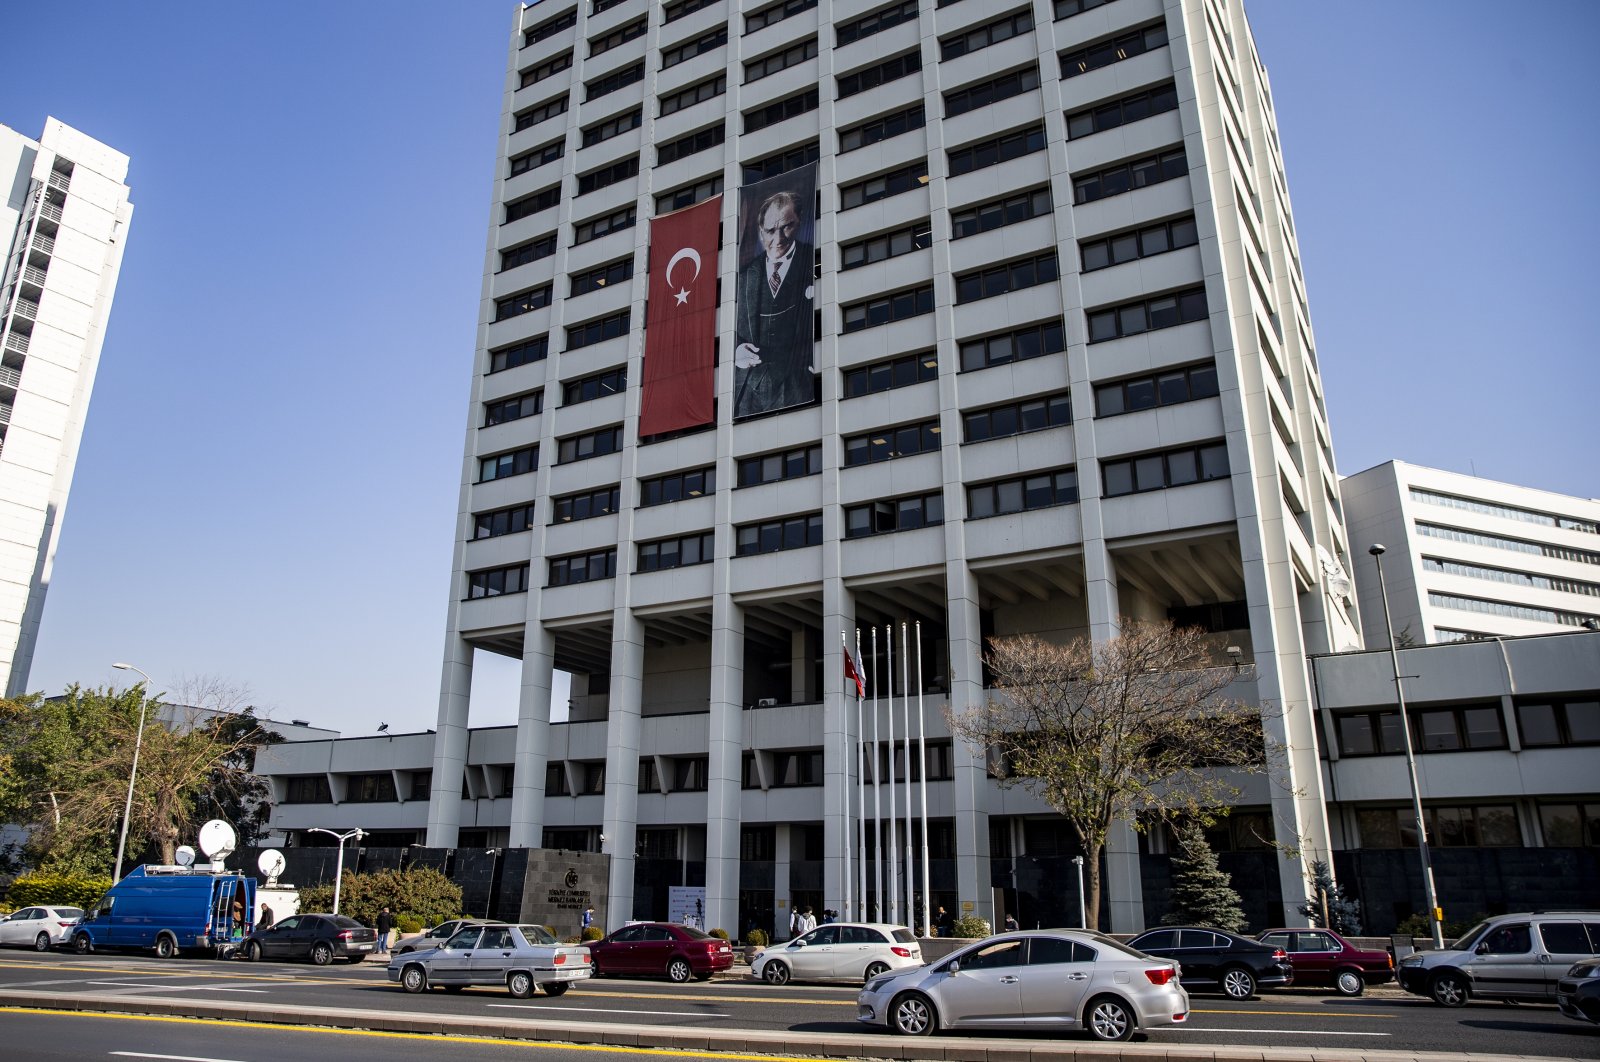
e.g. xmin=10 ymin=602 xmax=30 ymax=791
xmin=1068 ymin=81 xmax=1180 ymax=139
xmin=746 ymin=38 xmax=816 ymax=83
xmin=1074 ymin=147 xmax=1188 ymax=205
xmin=845 ymin=492 xmax=943 ymax=538
xmin=1061 ymin=21 xmax=1169 ymax=79
xmin=952 ymin=187 xmax=1051 ymax=241
xmin=1081 ymin=214 xmax=1199 ymax=272
xmin=563 ymin=367 xmax=626 ymax=408
xmin=954 ymin=251 xmax=1058 ymax=305
xmin=1102 ymin=441 xmax=1228 ymax=497
xmin=941 ymin=9 xmax=1033 ymax=61
xmin=945 ymin=66 xmax=1039 ymax=119
xmin=745 ymin=88 xmax=818 ymax=134
xmin=1416 ymin=521 xmax=1600 ymax=566
xmin=1410 ymin=486 xmax=1598 ymax=534
xmin=1423 ymin=556 xmax=1600 ymax=598
xmin=844 ymin=420 xmax=940 ymax=467
xmin=1428 ymin=591 xmax=1600 ymax=629
xmin=841 ymin=221 xmax=932 ymax=270
xmin=582 ymin=107 xmax=642 ymax=148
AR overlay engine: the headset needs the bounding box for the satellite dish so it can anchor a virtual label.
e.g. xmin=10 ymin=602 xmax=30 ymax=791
xmin=198 ymin=819 xmax=237 ymax=860
xmin=258 ymin=849 xmax=286 ymax=883
xmin=175 ymin=846 xmax=196 ymax=867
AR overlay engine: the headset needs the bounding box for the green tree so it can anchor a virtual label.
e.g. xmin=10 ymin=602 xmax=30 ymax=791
xmin=0 ymin=684 xmax=276 ymax=873
xmin=1297 ymin=859 xmax=1363 ymax=935
xmin=947 ymin=621 xmax=1278 ymax=931
xmin=1162 ymin=822 xmax=1247 ymax=932
xmin=297 ymin=867 xmax=462 ymax=926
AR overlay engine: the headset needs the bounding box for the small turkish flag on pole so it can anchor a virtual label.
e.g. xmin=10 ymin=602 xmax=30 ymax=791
xmin=843 ymin=642 xmax=865 ymax=699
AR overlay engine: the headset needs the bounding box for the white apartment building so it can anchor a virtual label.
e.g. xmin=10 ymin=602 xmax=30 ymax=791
xmin=1342 ymin=461 xmax=1600 ymax=647
xmin=0 ymin=119 xmax=133 ymax=697
xmin=422 ymin=0 xmax=1359 ymax=934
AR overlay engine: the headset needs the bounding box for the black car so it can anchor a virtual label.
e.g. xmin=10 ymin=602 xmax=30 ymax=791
xmin=1557 ymin=959 xmax=1600 ymax=1025
xmin=243 ymin=913 xmax=377 ymax=965
xmin=1127 ymin=926 xmax=1293 ymax=1000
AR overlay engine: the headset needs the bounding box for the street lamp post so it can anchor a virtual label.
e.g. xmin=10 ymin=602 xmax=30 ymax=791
xmin=1071 ymin=855 xmax=1086 ymax=928
xmin=308 ymin=828 xmax=367 ymax=914
xmin=1368 ymin=544 xmax=1445 ymax=949
xmin=110 ymin=662 xmax=154 ymax=883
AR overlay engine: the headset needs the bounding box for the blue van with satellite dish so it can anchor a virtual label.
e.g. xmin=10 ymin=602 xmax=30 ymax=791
xmin=72 ymin=819 xmax=256 ymax=957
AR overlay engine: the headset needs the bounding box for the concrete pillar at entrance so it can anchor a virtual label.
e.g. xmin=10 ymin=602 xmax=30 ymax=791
xmin=1104 ymin=818 xmax=1145 ymax=933
xmin=945 ymin=566 xmax=991 ymax=928
xmin=509 ymin=626 xmax=556 ymax=848
xmin=705 ymin=599 xmax=744 ymax=939
xmin=774 ymin=824 xmax=792 ymax=940
xmin=602 ymin=612 xmax=644 ymax=929
xmin=426 ymin=634 xmax=473 ymax=847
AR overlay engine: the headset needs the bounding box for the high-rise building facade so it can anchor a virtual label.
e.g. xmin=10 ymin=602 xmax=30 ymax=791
xmin=1343 ymin=460 xmax=1600 ymax=646
xmin=427 ymin=0 xmax=1359 ymax=933
xmin=0 ymin=119 xmax=133 ymax=696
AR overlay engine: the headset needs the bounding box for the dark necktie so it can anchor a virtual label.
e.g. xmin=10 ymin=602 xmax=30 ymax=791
xmin=770 ymin=263 xmax=781 ymax=296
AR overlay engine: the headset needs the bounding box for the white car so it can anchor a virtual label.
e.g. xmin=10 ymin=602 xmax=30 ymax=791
xmin=0 ymin=906 xmax=84 ymax=951
xmin=753 ymin=922 xmax=922 ymax=985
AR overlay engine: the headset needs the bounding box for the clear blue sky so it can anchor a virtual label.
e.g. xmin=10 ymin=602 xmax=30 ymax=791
xmin=3 ymin=2 xmax=1595 ymax=735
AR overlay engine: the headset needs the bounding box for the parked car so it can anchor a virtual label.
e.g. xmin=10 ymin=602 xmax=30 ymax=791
xmin=586 ymin=922 xmax=735 ymax=982
xmin=857 ymin=929 xmax=1188 ymax=1042
xmin=1397 ymin=912 xmax=1600 ymax=1007
xmin=72 ymin=866 xmax=254 ymax=958
xmin=0 ymin=906 xmax=83 ymax=951
xmin=395 ymin=918 xmax=503 ymax=955
xmin=389 ymin=923 xmax=592 ymax=998
xmin=751 ymin=922 xmax=921 ymax=985
xmin=1127 ymin=926 xmax=1293 ymax=999
xmin=1257 ymin=928 xmax=1393 ymax=996
xmin=1556 ymin=958 xmax=1600 ymax=1025
xmin=242 ymin=912 xmax=377 ymax=965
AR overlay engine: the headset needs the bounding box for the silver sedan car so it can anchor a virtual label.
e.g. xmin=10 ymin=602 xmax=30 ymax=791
xmin=0 ymin=906 xmax=83 ymax=951
xmin=857 ymin=930 xmax=1188 ymax=1042
xmin=388 ymin=923 xmax=592 ymax=998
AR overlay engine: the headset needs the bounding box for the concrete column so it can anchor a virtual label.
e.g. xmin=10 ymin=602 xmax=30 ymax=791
xmin=1104 ymin=818 xmax=1145 ymax=933
xmin=602 ymin=611 xmax=644 ymax=928
xmin=774 ymin=824 xmax=793 ymax=940
xmin=822 ymin=586 xmax=854 ymax=922
xmin=508 ymin=625 xmax=556 ymax=848
xmin=705 ymin=598 xmax=744 ymax=938
xmin=426 ymin=633 xmax=474 ymax=846
xmin=945 ymin=565 xmax=991 ymax=927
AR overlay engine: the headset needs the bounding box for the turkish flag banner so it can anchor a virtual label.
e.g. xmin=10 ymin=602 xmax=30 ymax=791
xmin=640 ymin=195 xmax=722 ymax=437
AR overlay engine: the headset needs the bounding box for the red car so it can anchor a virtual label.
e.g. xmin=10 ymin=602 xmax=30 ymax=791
xmin=1257 ymin=928 xmax=1393 ymax=996
xmin=587 ymin=922 xmax=734 ymax=983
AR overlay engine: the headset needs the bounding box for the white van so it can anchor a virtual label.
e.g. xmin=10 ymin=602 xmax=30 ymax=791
xmin=1397 ymin=912 xmax=1600 ymax=1007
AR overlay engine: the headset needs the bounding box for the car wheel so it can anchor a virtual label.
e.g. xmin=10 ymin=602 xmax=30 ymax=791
xmin=508 ymin=971 xmax=534 ymax=999
xmin=667 ymin=956 xmax=693 ymax=984
xmin=401 ymin=964 xmax=428 ymax=994
xmin=543 ymin=981 xmax=569 ymax=996
xmin=34 ymin=932 xmax=51 ymax=952
xmin=1431 ymin=971 xmax=1469 ymax=1008
xmin=73 ymin=933 xmax=92 ymax=955
xmin=155 ymin=934 xmax=178 ymax=959
xmin=889 ymin=991 xmax=936 ymax=1036
xmin=1334 ymin=969 xmax=1365 ymax=997
xmin=1221 ymin=966 xmax=1256 ymax=1000
xmin=246 ymin=941 xmax=263 ymax=963
xmin=311 ymin=941 xmax=334 ymax=966
xmin=1086 ymin=995 xmax=1135 ymax=1042
xmin=864 ymin=961 xmax=890 ymax=982
xmin=762 ymin=960 xmax=791 ymax=986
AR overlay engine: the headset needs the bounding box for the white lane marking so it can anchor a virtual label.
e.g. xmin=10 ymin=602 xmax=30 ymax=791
xmin=488 ymin=1004 xmax=730 ymax=1019
xmin=1182 ymin=1027 xmax=1388 ymax=1037
xmin=111 ymin=1053 xmax=250 ymax=1062
xmin=87 ymin=981 xmax=166 ymax=988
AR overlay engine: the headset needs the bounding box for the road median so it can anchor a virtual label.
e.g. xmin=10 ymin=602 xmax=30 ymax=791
xmin=0 ymin=988 xmax=1587 ymax=1062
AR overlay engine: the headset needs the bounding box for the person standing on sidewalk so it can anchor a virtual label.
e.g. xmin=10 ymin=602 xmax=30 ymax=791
xmin=376 ymin=907 xmax=394 ymax=954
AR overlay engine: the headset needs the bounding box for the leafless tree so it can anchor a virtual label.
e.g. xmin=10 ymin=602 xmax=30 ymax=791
xmin=947 ymin=621 xmax=1277 ymax=930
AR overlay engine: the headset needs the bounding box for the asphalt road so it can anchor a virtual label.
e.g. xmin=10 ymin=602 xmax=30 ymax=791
xmin=0 ymin=949 xmax=1593 ymax=1059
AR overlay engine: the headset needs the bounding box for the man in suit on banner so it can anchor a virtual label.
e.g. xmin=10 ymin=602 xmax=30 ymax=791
xmin=735 ymin=188 xmax=815 ymax=418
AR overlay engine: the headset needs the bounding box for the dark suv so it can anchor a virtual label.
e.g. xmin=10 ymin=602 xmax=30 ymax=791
xmin=1128 ymin=926 xmax=1293 ymax=999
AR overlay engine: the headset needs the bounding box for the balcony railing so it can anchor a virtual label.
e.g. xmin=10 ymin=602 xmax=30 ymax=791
xmin=4 ymin=332 xmax=28 ymax=355
xmin=13 ymin=299 xmax=39 ymax=322
xmin=22 ymin=265 xmax=47 ymax=287
xmin=31 ymin=233 xmax=54 ymax=257
xmin=0 ymin=365 xmax=21 ymax=388
xmin=0 ymin=403 xmax=12 ymax=426
xmin=33 ymin=201 xmax=62 ymax=224
xmin=47 ymin=171 xmax=70 ymax=192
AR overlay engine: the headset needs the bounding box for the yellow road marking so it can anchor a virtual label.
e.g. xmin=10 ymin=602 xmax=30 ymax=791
xmin=0 ymin=1007 xmax=823 ymax=1059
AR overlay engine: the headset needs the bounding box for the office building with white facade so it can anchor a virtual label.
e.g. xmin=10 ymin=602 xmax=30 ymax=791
xmin=0 ymin=119 xmax=132 ymax=697
xmin=411 ymin=0 xmax=1361 ymax=935
xmin=1342 ymin=461 xmax=1600 ymax=647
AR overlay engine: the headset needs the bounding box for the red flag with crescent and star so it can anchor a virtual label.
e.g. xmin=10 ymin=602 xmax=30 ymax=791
xmin=640 ymin=195 xmax=722 ymax=437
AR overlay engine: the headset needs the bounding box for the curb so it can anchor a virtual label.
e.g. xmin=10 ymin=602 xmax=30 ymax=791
xmin=0 ymin=990 xmax=1589 ymax=1062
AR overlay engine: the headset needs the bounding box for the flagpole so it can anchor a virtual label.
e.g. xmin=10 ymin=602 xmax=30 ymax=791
xmin=901 ymin=621 xmax=913 ymax=931
xmin=839 ymin=631 xmax=851 ymax=924
xmin=855 ymin=628 xmax=868 ymax=922
xmin=884 ymin=624 xmax=899 ymax=927
xmin=917 ymin=620 xmax=931 ymax=939
xmin=870 ymin=625 xmax=883 ymax=923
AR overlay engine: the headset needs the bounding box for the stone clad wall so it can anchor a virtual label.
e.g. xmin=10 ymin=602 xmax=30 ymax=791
xmin=518 ymin=849 xmax=610 ymax=936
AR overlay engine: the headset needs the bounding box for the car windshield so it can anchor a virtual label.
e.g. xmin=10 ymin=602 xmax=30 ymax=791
xmin=678 ymin=926 xmax=716 ymax=940
xmin=1090 ymin=936 xmax=1151 ymax=960
xmin=891 ymin=928 xmax=916 ymax=943
xmin=518 ymin=925 xmax=557 ymax=944
xmin=1452 ymin=921 xmax=1491 ymax=951
xmin=328 ymin=915 xmax=363 ymax=929
xmin=56 ymin=908 xmax=84 ymax=918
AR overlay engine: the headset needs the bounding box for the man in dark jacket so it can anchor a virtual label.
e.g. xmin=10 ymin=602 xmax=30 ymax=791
xmin=376 ymin=907 xmax=394 ymax=954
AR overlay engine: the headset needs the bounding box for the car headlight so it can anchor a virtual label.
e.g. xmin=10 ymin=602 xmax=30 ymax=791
xmin=1399 ymin=955 xmax=1423 ymax=968
xmin=865 ymin=977 xmax=888 ymax=993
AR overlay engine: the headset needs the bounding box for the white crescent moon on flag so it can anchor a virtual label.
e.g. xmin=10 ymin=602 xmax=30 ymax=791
xmin=666 ymin=247 xmax=702 ymax=286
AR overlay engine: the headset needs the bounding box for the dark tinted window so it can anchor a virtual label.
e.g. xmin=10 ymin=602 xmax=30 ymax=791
xmin=1028 ymin=936 xmax=1094 ymax=964
xmin=1538 ymin=922 xmax=1593 ymax=954
xmin=1482 ymin=924 xmax=1531 ymax=954
xmin=1132 ymin=929 xmax=1176 ymax=949
xmin=961 ymin=938 xmax=1025 ymax=969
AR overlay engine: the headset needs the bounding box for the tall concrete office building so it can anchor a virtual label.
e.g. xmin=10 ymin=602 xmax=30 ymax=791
xmin=1343 ymin=460 xmax=1600 ymax=646
xmin=0 ymin=119 xmax=132 ymax=697
xmin=427 ymin=0 xmax=1358 ymax=932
